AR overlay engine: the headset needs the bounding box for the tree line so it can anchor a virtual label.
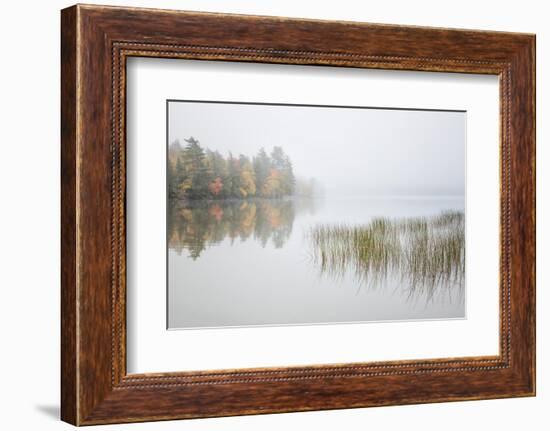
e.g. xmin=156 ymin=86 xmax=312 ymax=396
xmin=168 ymin=137 xmax=296 ymax=200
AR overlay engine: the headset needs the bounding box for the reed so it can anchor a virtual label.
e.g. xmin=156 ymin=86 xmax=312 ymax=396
xmin=307 ymin=211 xmax=465 ymax=300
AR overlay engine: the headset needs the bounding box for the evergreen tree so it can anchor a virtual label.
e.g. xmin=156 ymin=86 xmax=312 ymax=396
xmin=270 ymin=146 xmax=295 ymax=196
xmin=182 ymin=137 xmax=210 ymax=199
xmin=253 ymin=148 xmax=271 ymax=196
xmin=226 ymin=153 xmax=242 ymax=198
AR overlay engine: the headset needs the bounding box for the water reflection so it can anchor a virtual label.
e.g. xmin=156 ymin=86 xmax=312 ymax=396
xmin=168 ymin=198 xmax=316 ymax=259
xmin=168 ymin=198 xmax=464 ymax=305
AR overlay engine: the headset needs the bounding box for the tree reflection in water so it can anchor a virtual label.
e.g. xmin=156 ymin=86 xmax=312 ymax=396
xmin=168 ymin=198 xmax=316 ymax=259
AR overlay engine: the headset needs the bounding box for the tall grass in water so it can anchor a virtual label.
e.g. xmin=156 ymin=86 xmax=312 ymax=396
xmin=308 ymin=211 xmax=465 ymax=301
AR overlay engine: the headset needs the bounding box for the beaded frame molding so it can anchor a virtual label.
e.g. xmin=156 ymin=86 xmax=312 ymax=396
xmin=61 ymin=4 xmax=535 ymax=425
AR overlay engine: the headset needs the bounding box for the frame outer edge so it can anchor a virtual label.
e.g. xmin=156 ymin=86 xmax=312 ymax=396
xmin=61 ymin=4 xmax=79 ymax=426
xmin=523 ymin=34 xmax=536 ymax=395
xmin=506 ymin=35 xmax=536 ymax=396
xmin=526 ymin=35 xmax=536 ymax=396
xmin=531 ymin=34 xmax=536 ymax=396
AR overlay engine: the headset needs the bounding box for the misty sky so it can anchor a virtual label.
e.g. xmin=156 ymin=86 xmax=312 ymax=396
xmin=168 ymin=101 xmax=465 ymax=196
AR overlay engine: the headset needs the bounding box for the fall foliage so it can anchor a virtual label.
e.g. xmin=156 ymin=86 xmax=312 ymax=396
xmin=168 ymin=137 xmax=295 ymax=200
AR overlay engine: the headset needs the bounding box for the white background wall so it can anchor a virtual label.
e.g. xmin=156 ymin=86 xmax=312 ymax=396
xmin=0 ymin=0 xmax=546 ymax=429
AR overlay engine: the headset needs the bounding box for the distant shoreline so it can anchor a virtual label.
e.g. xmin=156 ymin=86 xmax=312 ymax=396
xmin=167 ymin=194 xmax=463 ymax=203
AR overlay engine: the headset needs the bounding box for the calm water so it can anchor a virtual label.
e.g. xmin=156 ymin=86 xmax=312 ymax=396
xmin=168 ymin=196 xmax=465 ymax=329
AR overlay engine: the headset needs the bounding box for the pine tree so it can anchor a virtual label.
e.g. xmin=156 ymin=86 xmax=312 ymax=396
xmin=253 ymin=148 xmax=271 ymax=197
xmin=226 ymin=153 xmax=242 ymax=198
xmin=268 ymin=146 xmax=295 ymax=197
xmin=182 ymin=137 xmax=210 ymax=199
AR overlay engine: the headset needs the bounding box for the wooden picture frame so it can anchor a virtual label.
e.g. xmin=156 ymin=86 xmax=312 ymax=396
xmin=61 ymin=4 xmax=535 ymax=425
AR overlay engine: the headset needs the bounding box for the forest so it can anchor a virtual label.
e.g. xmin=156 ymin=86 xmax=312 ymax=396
xmin=168 ymin=137 xmax=296 ymax=200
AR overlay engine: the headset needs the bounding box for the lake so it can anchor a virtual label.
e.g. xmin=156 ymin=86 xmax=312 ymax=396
xmin=168 ymin=196 xmax=465 ymax=329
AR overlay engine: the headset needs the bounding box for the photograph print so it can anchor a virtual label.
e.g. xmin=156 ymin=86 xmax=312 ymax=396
xmin=167 ymin=100 xmax=466 ymax=329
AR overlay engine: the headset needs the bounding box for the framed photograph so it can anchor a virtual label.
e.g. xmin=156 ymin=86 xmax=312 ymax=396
xmin=61 ymin=4 xmax=535 ymax=425
xmin=165 ymin=101 xmax=466 ymax=331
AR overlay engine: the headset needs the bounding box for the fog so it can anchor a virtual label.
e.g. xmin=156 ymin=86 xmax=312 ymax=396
xmin=168 ymin=101 xmax=465 ymax=197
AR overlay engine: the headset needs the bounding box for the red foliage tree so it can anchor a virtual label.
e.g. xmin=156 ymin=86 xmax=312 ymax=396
xmin=208 ymin=176 xmax=224 ymax=196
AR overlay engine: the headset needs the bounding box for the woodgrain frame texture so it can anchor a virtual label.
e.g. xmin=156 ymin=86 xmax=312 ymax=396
xmin=61 ymin=4 xmax=536 ymax=426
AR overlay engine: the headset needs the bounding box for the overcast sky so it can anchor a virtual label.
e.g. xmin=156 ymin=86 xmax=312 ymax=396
xmin=168 ymin=101 xmax=465 ymax=196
